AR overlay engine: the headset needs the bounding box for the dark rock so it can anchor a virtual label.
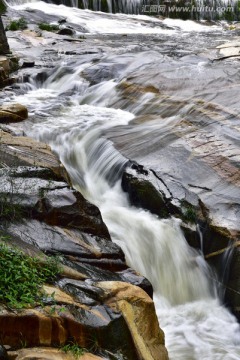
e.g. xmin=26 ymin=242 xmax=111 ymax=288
xmin=58 ymin=27 xmax=74 ymax=36
xmin=34 ymin=188 xmax=110 ymax=239
xmin=0 ymin=345 xmax=8 ymax=360
xmin=0 ymin=165 xmax=110 ymax=239
xmin=61 ymin=258 xmax=128 ymax=282
xmin=119 ymin=268 xmax=153 ymax=298
xmin=219 ymin=246 xmax=240 ymax=321
xmin=58 ymin=18 xmax=66 ymax=24
xmin=0 ymin=15 xmax=9 ymax=55
xmin=7 ymin=220 xmax=122 ymax=261
xmin=58 ymin=279 xmax=104 ymax=306
xmin=60 ymin=258 xmax=152 ymax=295
xmin=21 ymin=60 xmax=35 ymax=68
xmin=122 ymin=168 xmax=169 ymax=218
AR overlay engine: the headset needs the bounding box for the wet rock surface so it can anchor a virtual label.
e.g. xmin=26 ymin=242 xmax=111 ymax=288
xmin=1 ymin=3 xmax=240 ymax=356
xmin=0 ymin=103 xmax=28 ymax=123
xmin=0 ymin=129 xmax=162 ymax=358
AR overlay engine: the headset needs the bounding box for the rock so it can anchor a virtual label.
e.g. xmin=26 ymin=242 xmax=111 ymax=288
xmin=0 ymin=66 xmax=8 ymax=88
xmin=34 ymin=189 xmax=110 ymax=239
xmin=7 ymin=220 xmax=121 ymax=263
xmin=0 ymin=130 xmax=69 ymax=181
xmin=8 ymin=348 xmax=103 ymax=360
xmin=0 ymin=166 xmax=110 ymax=239
xmin=0 ymin=103 xmax=28 ymax=123
xmin=0 ymin=346 xmax=9 ymax=360
xmin=121 ymin=164 xmax=182 ymax=219
xmin=0 ymin=56 xmax=10 ymax=72
xmin=58 ymin=28 xmax=74 ymax=36
xmin=97 ymin=281 xmax=168 ymax=360
xmin=0 ymin=281 xmax=157 ymax=359
xmin=216 ymin=41 xmax=240 ymax=58
xmin=0 ymin=16 xmax=9 ymax=55
xmin=21 ymin=60 xmax=35 ymax=68
xmin=223 ymin=246 xmax=240 ymax=321
xmin=122 ymin=170 xmax=169 ymax=218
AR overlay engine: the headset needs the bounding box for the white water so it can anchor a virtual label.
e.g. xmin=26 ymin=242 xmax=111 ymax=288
xmin=8 ymin=1 xmax=222 ymax=34
xmin=10 ymin=74 xmax=240 ymax=360
xmin=5 ymin=2 xmax=240 ymax=359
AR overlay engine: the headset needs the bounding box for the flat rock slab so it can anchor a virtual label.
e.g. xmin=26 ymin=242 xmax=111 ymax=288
xmin=8 ymin=348 xmax=103 ymax=360
xmin=0 ymin=130 xmax=68 ymax=180
xmin=7 ymin=220 xmax=123 ymax=260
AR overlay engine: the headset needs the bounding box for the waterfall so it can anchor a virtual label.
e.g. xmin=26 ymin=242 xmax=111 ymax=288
xmin=8 ymin=57 xmax=240 ymax=358
xmin=5 ymin=0 xmax=239 ymax=18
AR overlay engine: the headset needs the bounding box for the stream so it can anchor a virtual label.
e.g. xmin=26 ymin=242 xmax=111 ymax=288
xmin=3 ymin=1 xmax=240 ymax=359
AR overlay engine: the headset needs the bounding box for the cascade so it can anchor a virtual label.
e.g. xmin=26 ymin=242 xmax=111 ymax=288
xmin=4 ymin=0 xmax=239 ymax=18
xmin=2 ymin=1 xmax=240 ymax=358
xmin=7 ymin=59 xmax=240 ymax=359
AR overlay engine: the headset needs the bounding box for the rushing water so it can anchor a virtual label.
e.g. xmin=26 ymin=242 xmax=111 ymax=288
xmin=4 ymin=2 xmax=240 ymax=359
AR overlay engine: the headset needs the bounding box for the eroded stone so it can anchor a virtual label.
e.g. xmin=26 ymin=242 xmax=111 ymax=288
xmin=0 ymin=103 xmax=28 ymax=123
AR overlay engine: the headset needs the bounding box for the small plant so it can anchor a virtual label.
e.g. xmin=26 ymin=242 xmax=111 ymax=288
xmin=61 ymin=342 xmax=86 ymax=358
xmin=0 ymin=243 xmax=60 ymax=309
xmin=6 ymin=17 xmax=27 ymax=31
xmin=38 ymin=23 xmax=59 ymax=32
xmin=180 ymin=200 xmax=197 ymax=223
xmin=182 ymin=205 xmax=197 ymax=223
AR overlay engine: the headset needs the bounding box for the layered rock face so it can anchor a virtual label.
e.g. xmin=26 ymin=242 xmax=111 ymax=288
xmin=0 ymin=129 xmax=168 ymax=360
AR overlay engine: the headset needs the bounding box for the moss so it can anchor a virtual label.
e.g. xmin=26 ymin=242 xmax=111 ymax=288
xmin=38 ymin=23 xmax=59 ymax=32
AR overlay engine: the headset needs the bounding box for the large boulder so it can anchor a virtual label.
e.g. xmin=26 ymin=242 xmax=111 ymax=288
xmin=0 ymin=127 xmax=167 ymax=359
xmin=98 ymin=281 xmax=168 ymax=360
xmin=0 ymin=103 xmax=28 ymax=123
xmin=0 ymin=282 xmax=168 ymax=360
xmin=0 ymin=130 xmax=68 ymax=180
xmin=0 ymin=166 xmax=110 ymax=239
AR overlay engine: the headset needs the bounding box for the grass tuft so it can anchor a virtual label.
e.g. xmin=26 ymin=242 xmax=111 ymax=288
xmin=6 ymin=17 xmax=27 ymax=31
xmin=61 ymin=342 xmax=86 ymax=358
xmin=38 ymin=22 xmax=59 ymax=32
xmin=0 ymin=242 xmax=60 ymax=309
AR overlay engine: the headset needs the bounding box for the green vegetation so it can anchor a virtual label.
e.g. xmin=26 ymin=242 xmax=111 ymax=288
xmin=38 ymin=22 xmax=59 ymax=32
xmin=180 ymin=200 xmax=197 ymax=223
xmin=183 ymin=206 xmax=197 ymax=223
xmin=6 ymin=17 xmax=27 ymax=31
xmin=0 ymin=242 xmax=60 ymax=309
xmin=61 ymin=343 xmax=86 ymax=358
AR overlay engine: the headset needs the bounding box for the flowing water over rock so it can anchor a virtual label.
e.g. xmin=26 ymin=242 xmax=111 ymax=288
xmin=2 ymin=2 xmax=240 ymax=359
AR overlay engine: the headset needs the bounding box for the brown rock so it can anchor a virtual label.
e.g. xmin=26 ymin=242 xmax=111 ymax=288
xmin=97 ymin=281 xmax=169 ymax=360
xmin=0 ymin=56 xmax=10 ymax=72
xmin=8 ymin=348 xmax=103 ymax=360
xmin=0 ymin=130 xmax=69 ymax=181
xmin=0 ymin=281 xmax=167 ymax=359
xmin=0 ymin=104 xmax=28 ymax=123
